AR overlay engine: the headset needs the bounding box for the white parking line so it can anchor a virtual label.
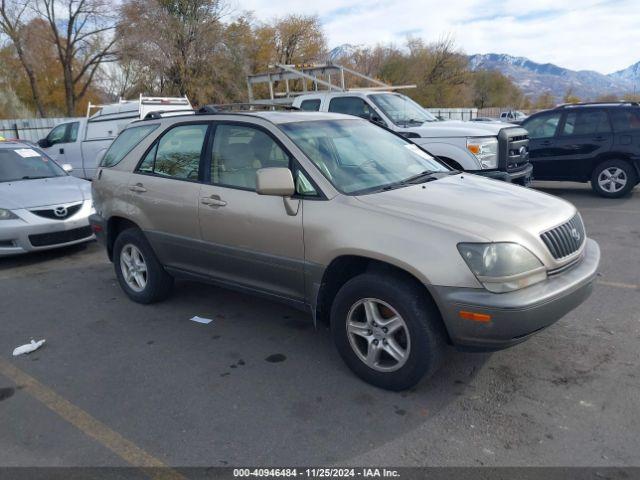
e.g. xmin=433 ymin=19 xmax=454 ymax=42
xmin=597 ymin=280 xmax=640 ymax=290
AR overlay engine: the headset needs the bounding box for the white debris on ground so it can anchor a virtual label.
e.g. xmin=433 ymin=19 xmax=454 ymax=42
xmin=12 ymin=339 xmax=46 ymax=356
xmin=189 ymin=316 xmax=213 ymax=325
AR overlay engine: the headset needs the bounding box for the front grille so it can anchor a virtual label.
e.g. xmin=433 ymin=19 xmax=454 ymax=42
xmin=541 ymin=214 xmax=586 ymax=260
xmin=31 ymin=203 xmax=82 ymax=220
xmin=498 ymin=127 xmax=530 ymax=172
xmin=29 ymin=226 xmax=93 ymax=247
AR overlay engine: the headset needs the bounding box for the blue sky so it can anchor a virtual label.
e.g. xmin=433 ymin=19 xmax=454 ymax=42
xmin=233 ymin=0 xmax=640 ymax=74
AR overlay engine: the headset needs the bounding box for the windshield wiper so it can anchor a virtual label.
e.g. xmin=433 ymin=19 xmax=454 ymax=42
xmin=21 ymin=175 xmax=50 ymax=180
xmin=376 ymin=170 xmax=442 ymax=192
xmin=399 ymin=118 xmax=425 ymax=126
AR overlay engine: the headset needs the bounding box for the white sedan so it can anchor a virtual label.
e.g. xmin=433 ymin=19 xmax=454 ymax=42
xmin=0 ymin=140 xmax=94 ymax=256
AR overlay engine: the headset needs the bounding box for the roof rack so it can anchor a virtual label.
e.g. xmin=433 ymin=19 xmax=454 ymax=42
xmin=557 ymin=101 xmax=640 ymax=108
xmin=143 ymin=109 xmax=196 ymax=120
xmin=198 ymin=103 xmax=300 ymax=113
xmin=247 ymin=63 xmax=416 ymax=106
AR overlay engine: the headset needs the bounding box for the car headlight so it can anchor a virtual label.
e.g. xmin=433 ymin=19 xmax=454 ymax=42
xmin=467 ymin=137 xmax=498 ymax=169
xmin=458 ymin=242 xmax=547 ymax=293
xmin=0 ymin=208 xmax=18 ymax=220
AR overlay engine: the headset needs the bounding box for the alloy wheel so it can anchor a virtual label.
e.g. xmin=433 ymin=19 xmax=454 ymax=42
xmin=120 ymin=244 xmax=148 ymax=292
xmin=346 ymin=298 xmax=411 ymax=372
xmin=598 ymin=167 xmax=627 ymax=193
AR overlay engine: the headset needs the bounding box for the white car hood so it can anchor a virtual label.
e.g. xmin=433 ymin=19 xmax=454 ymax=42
xmin=406 ymin=120 xmax=510 ymax=138
xmin=0 ymin=175 xmax=91 ymax=209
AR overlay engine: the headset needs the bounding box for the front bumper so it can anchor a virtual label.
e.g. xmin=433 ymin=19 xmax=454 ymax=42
xmin=432 ymin=238 xmax=600 ymax=351
xmin=476 ymin=163 xmax=533 ymax=186
xmin=0 ymin=200 xmax=94 ymax=256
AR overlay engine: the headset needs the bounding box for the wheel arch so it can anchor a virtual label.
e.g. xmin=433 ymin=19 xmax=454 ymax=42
xmin=106 ymin=216 xmax=141 ymax=261
xmin=313 ymin=255 xmax=452 ymax=343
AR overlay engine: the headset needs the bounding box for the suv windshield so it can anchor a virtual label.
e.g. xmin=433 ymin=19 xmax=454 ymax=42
xmin=0 ymin=147 xmax=65 ymax=182
xmin=369 ymin=93 xmax=437 ymax=126
xmin=280 ymin=119 xmax=449 ymax=194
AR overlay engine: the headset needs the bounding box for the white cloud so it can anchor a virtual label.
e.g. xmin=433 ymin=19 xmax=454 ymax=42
xmin=231 ymin=0 xmax=640 ymax=73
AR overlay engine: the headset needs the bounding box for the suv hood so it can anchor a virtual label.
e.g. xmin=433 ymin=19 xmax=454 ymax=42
xmin=0 ymin=175 xmax=91 ymax=209
xmin=406 ymin=120 xmax=508 ymax=138
xmin=354 ymin=174 xmax=576 ymax=243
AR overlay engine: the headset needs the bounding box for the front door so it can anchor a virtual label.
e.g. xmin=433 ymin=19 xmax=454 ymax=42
xmin=524 ymin=111 xmax=563 ymax=180
xmin=128 ymin=123 xmax=209 ymax=272
xmin=197 ymin=122 xmax=305 ymax=301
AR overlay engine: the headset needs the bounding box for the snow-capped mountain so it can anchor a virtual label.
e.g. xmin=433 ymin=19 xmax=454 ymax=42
xmin=468 ymin=53 xmax=637 ymax=100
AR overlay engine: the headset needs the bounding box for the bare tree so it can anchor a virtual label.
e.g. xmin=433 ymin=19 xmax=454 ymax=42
xmin=0 ymin=0 xmax=46 ymax=116
xmin=35 ymin=0 xmax=118 ymax=115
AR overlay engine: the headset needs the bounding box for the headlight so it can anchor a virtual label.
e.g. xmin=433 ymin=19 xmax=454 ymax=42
xmin=458 ymin=242 xmax=547 ymax=293
xmin=0 ymin=208 xmax=18 ymax=220
xmin=467 ymin=137 xmax=498 ymax=169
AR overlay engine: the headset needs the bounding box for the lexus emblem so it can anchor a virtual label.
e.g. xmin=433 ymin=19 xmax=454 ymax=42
xmin=53 ymin=206 xmax=68 ymax=218
xmin=519 ymin=146 xmax=528 ymax=158
xmin=570 ymin=228 xmax=581 ymax=242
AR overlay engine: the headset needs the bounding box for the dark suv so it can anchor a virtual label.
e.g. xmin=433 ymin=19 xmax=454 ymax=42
xmin=522 ymin=102 xmax=640 ymax=197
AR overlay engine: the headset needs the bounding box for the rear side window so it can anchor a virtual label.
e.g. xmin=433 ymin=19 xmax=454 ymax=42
xmin=101 ymin=124 xmax=159 ymax=167
xmin=300 ymin=99 xmax=321 ymax=111
xmin=328 ymin=97 xmax=372 ymax=118
xmin=610 ymin=108 xmax=640 ymax=131
xmin=139 ymin=124 xmax=208 ymax=180
xmin=561 ymin=110 xmax=611 ymax=136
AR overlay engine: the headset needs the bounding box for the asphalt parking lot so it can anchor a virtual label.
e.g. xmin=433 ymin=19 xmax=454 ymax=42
xmin=0 ymin=181 xmax=638 ymax=469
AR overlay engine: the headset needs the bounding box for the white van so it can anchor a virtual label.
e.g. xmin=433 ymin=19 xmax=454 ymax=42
xmin=38 ymin=96 xmax=192 ymax=179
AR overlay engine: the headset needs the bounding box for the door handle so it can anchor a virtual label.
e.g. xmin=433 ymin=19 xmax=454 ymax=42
xmin=129 ymin=183 xmax=147 ymax=193
xmin=592 ymin=136 xmax=607 ymax=142
xmin=540 ymin=140 xmax=553 ymax=146
xmin=201 ymin=195 xmax=227 ymax=207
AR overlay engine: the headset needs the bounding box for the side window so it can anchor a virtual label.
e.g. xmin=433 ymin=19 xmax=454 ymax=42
xmin=561 ymin=110 xmax=610 ymax=136
xmin=328 ymin=97 xmax=372 ymax=118
xmin=211 ymin=124 xmax=290 ymax=190
xmin=47 ymin=124 xmax=68 ymax=146
xmin=300 ymin=99 xmax=321 ymax=111
xmin=153 ymin=124 xmax=208 ymax=179
xmin=524 ymin=113 xmax=561 ymax=139
xmin=67 ymin=122 xmax=80 ymax=142
xmin=610 ymin=108 xmax=640 ymax=132
xmin=101 ymin=124 xmax=159 ymax=167
xmin=137 ymin=144 xmax=157 ymax=173
xmin=294 ymin=169 xmax=318 ymax=197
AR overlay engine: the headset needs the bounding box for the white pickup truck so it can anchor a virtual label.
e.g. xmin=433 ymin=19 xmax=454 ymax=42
xmin=292 ymin=92 xmax=532 ymax=184
xmin=38 ymin=96 xmax=192 ymax=179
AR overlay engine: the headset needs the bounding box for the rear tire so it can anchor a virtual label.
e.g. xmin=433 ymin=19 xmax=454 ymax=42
xmin=113 ymin=228 xmax=174 ymax=304
xmin=591 ymin=160 xmax=637 ymax=198
xmin=330 ymin=272 xmax=446 ymax=391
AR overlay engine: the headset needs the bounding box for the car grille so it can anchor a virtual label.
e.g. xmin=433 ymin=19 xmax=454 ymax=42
xmin=498 ymin=128 xmax=530 ymax=172
xmin=29 ymin=226 xmax=93 ymax=247
xmin=31 ymin=203 xmax=82 ymax=220
xmin=541 ymin=214 xmax=586 ymax=260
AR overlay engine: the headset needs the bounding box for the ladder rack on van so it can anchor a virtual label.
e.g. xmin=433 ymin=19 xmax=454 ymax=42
xmin=246 ymin=63 xmax=416 ymax=106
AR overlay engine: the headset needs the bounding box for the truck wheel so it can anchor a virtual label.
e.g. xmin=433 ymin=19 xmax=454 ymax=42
xmin=113 ymin=228 xmax=174 ymax=304
xmin=330 ymin=272 xmax=446 ymax=391
xmin=591 ymin=160 xmax=637 ymax=198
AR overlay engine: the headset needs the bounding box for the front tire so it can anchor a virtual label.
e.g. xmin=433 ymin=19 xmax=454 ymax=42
xmin=591 ymin=160 xmax=637 ymax=198
xmin=330 ymin=272 xmax=446 ymax=391
xmin=113 ymin=228 xmax=174 ymax=304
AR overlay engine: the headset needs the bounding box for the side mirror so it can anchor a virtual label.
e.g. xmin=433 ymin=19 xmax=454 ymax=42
xmin=256 ymin=168 xmax=295 ymax=196
xmin=38 ymin=138 xmax=50 ymax=148
xmin=370 ymin=114 xmax=386 ymax=126
xmin=61 ymin=163 xmax=73 ymax=173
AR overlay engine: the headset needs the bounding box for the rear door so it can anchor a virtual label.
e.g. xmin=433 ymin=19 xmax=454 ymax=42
xmin=127 ymin=122 xmax=209 ymax=272
xmin=553 ymin=108 xmax=613 ymax=181
xmin=522 ymin=111 xmax=563 ymax=180
xmin=197 ymin=121 xmax=305 ymax=301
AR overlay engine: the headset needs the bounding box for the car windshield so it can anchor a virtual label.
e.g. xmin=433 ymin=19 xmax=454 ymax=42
xmin=280 ymin=119 xmax=449 ymax=195
xmin=369 ymin=93 xmax=437 ymax=126
xmin=0 ymin=147 xmax=66 ymax=182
